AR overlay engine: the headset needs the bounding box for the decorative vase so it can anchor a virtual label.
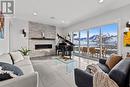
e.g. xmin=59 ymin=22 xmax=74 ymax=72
xmin=23 ymin=55 xmax=30 ymax=59
xmin=41 ymin=32 xmax=45 ymax=38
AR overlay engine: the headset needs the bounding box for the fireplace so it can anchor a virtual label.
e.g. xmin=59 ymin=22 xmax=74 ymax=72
xmin=35 ymin=44 xmax=52 ymax=50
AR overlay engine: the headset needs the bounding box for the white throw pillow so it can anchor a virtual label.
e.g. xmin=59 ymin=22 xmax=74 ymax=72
xmin=0 ymin=53 xmax=13 ymax=64
xmin=10 ymin=51 xmax=24 ymax=63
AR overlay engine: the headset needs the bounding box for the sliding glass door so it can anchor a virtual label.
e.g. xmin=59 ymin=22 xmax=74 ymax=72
xmin=72 ymin=23 xmax=118 ymax=59
xmin=89 ymin=27 xmax=100 ymax=48
xmin=101 ymin=23 xmax=118 ymax=57
xmin=73 ymin=32 xmax=80 ymax=54
xmin=89 ymin=27 xmax=100 ymax=58
xmin=80 ymin=30 xmax=88 ymax=54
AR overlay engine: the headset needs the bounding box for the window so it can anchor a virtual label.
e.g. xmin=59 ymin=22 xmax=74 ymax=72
xmin=72 ymin=23 xmax=118 ymax=59
xmin=89 ymin=27 xmax=100 ymax=48
xmin=73 ymin=32 xmax=80 ymax=53
xmin=79 ymin=30 xmax=88 ymax=54
xmin=101 ymin=23 xmax=118 ymax=57
xmin=80 ymin=30 xmax=87 ymax=47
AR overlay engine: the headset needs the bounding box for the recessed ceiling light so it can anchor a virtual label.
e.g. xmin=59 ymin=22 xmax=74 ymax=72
xmin=99 ymin=0 xmax=104 ymax=3
xmin=33 ymin=12 xmax=37 ymax=16
xmin=61 ymin=20 xmax=65 ymax=23
xmin=50 ymin=17 xmax=55 ymax=19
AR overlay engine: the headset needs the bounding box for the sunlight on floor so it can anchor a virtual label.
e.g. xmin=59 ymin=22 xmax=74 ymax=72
xmin=72 ymin=55 xmax=98 ymax=70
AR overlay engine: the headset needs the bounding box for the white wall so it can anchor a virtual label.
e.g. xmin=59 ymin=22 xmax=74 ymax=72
xmin=0 ymin=17 xmax=63 ymax=54
xmin=63 ymin=4 xmax=130 ymax=57
xmin=0 ymin=18 xmax=10 ymax=54
xmin=9 ymin=18 xmax=29 ymax=51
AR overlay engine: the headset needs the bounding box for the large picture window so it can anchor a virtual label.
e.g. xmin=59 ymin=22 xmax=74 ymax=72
xmin=72 ymin=23 xmax=118 ymax=59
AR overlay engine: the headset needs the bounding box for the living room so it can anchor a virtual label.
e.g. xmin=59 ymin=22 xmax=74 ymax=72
xmin=0 ymin=0 xmax=130 ymax=87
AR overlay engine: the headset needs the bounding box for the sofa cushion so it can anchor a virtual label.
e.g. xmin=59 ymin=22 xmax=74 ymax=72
xmin=0 ymin=54 xmax=13 ymax=64
xmin=105 ymin=54 xmax=122 ymax=69
xmin=14 ymin=57 xmax=32 ymax=67
xmin=10 ymin=51 xmax=24 ymax=63
xmin=0 ymin=62 xmax=23 ymax=76
xmin=74 ymin=68 xmax=93 ymax=87
xmin=19 ymin=64 xmax=34 ymax=75
xmin=109 ymin=59 xmax=130 ymax=87
xmin=97 ymin=63 xmax=110 ymax=73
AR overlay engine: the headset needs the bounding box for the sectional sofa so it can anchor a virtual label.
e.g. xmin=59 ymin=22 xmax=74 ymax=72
xmin=74 ymin=58 xmax=130 ymax=87
xmin=0 ymin=52 xmax=38 ymax=87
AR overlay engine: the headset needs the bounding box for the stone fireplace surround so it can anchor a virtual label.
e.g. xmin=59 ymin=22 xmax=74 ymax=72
xmin=29 ymin=40 xmax=55 ymax=57
xmin=29 ymin=21 xmax=56 ymax=57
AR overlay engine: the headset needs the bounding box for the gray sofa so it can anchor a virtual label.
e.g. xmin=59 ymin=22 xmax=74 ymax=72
xmin=0 ymin=53 xmax=39 ymax=87
xmin=74 ymin=58 xmax=130 ymax=87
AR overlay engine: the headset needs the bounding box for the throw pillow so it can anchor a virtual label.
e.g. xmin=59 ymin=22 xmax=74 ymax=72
xmin=0 ymin=62 xmax=23 ymax=81
xmin=10 ymin=51 xmax=24 ymax=63
xmin=0 ymin=72 xmax=13 ymax=81
xmin=0 ymin=62 xmax=23 ymax=76
xmin=0 ymin=53 xmax=13 ymax=64
xmin=0 ymin=67 xmax=17 ymax=81
xmin=105 ymin=54 xmax=122 ymax=69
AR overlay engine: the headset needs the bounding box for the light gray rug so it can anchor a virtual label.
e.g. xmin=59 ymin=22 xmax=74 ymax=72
xmin=31 ymin=57 xmax=77 ymax=87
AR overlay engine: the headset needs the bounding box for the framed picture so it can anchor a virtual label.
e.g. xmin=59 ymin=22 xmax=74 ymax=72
xmin=124 ymin=21 xmax=130 ymax=47
xmin=124 ymin=30 xmax=130 ymax=47
xmin=0 ymin=12 xmax=4 ymax=39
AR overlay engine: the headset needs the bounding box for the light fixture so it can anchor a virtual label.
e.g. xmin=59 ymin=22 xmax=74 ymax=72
xmin=129 ymin=20 xmax=130 ymax=24
xmin=99 ymin=0 xmax=104 ymax=3
xmin=33 ymin=12 xmax=37 ymax=16
xmin=50 ymin=17 xmax=55 ymax=19
xmin=126 ymin=21 xmax=130 ymax=28
xmin=61 ymin=20 xmax=65 ymax=23
xmin=22 ymin=29 xmax=26 ymax=37
xmin=125 ymin=21 xmax=130 ymax=32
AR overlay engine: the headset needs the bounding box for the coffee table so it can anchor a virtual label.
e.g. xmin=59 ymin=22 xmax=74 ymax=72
xmin=54 ymin=57 xmax=77 ymax=73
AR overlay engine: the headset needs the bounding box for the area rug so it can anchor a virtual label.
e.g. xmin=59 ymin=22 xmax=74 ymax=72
xmin=31 ymin=57 xmax=77 ymax=87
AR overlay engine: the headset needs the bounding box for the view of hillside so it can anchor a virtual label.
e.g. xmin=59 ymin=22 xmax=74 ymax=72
xmin=73 ymin=23 xmax=118 ymax=57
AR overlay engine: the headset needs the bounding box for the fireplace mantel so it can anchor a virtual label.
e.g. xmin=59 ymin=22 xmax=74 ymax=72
xmin=30 ymin=37 xmax=55 ymax=40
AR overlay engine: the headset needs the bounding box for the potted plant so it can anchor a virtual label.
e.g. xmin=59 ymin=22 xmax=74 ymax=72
xmin=19 ymin=48 xmax=31 ymax=58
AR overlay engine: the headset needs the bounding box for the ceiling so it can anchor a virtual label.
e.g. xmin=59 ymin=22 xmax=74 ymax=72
xmin=14 ymin=0 xmax=130 ymax=28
